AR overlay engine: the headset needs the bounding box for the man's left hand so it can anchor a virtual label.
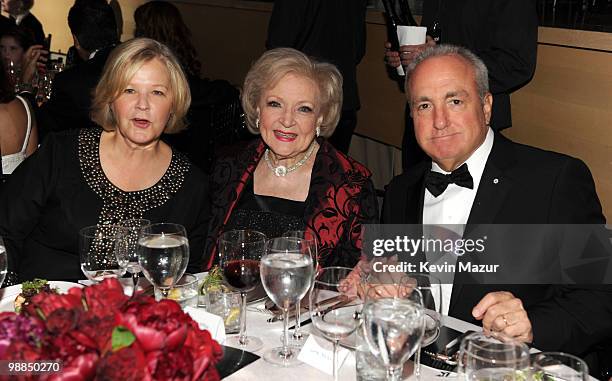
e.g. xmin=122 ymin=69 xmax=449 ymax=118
xmin=472 ymin=291 xmax=533 ymax=343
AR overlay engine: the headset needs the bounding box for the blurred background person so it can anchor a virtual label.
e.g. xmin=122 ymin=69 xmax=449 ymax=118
xmin=385 ymin=0 xmax=538 ymax=169
xmin=36 ymin=0 xmax=118 ymax=139
xmin=133 ymin=0 xmax=239 ymax=173
xmin=0 ymin=57 xmax=37 ymax=175
xmin=266 ymin=0 xmax=367 ymax=154
xmin=0 ymin=38 xmax=209 ymax=284
xmin=1 ymin=0 xmax=44 ymax=45
xmin=205 ymin=48 xmax=378 ymax=270
xmin=0 ymin=25 xmax=32 ymax=71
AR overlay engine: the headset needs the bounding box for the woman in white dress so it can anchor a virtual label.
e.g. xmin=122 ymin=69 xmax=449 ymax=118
xmin=0 ymin=57 xmax=38 ymax=174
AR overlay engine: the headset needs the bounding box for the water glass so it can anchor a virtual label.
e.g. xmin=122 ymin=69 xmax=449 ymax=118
xmin=281 ymin=230 xmax=319 ymax=346
xmin=400 ymin=273 xmax=442 ymax=380
xmin=206 ymin=290 xmax=242 ymax=333
xmin=219 ymin=230 xmax=266 ymax=352
xmin=0 ymin=237 xmax=7 ymax=287
xmin=362 ymin=284 xmax=425 ymax=381
xmin=456 ymin=332 xmax=530 ymax=381
xmin=261 ymin=236 xmax=314 ymax=366
xmin=138 ymin=223 xmax=189 ymax=298
xmin=79 ymin=225 xmax=129 ymax=282
xmin=310 ymin=267 xmax=362 ymax=381
xmin=532 ymin=352 xmax=589 ymax=381
xmin=154 ymin=273 xmax=199 ymax=308
xmin=118 ymin=218 xmax=151 ymax=294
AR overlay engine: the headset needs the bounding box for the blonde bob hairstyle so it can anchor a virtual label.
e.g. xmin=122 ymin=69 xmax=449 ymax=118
xmin=91 ymin=37 xmax=191 ymax=134
xmin=241 ymin=48 xmax=343 ymax=137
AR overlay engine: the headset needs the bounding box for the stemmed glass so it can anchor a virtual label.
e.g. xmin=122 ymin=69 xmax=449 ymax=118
xmin=117 ymin=218 xmax=150 ymax=295
xmin=456 ymin=332 xmax=530 ymax=381
xmin=310 ymin=267 xmax=362 ymax=381
xmin=362 ymin=284 xmax=425 ymax=381
xmin=261 ymin=236 xmax=314 ymax=366
xmin=532 ymin=352 xmax=589 ymax=381
xmin=79 ymin=225 xmax=129 ymax=282
xmin=0 ymin=237 xmax=7 ymax=287
xmin=400 ymin=273 xmax=442 ymax=380
xmin=281 ymin=230 xmax=318 ymax=346
xmin=219 ymin=229 xmax=266 ymax=351
xmin=137 ymin=223 xmax=189 ymax=299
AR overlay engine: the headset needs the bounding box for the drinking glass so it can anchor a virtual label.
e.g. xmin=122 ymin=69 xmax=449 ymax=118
xmin=310 ymin=266 xmax=362 ymax=381
xmin=219 ymin=229 xmax=266 ymax=351
xmin=261 ymin=236 xmax=314 ymax=366
xmin=362 ymin=284 xmax=425 ymax=381
xmin=400 ymin=273 xmax=442 ymax=380
xmin=281 ymin=230 xmax=318 ymax=346
xmin=117 ymin=218 xmax=150 ymax=295
xmin=456 ymin=332 xmax=530 ymax=381
xmin=532 ymin=352 xmax=589 ymax=381
xmin=138 ymin=223 xmax=189 ymax=298
xmin=154 ymin=273 xmax=199 ymax=309
xmin=79 ymin=225 xmax=129 ymax=282
xmin=0 ymin=237 xmax=7 ymax=287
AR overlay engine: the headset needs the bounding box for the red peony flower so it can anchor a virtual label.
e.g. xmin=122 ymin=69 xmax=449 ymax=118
xmin=25 ymin=292 xmax=83 ymax=319
xmin=83 ymin=278 xmax=128 ymax=318
xmin=45 ymin=308 xmax=80 ymax=336
xmin=95 ymin=343 xmax=149 ymax=381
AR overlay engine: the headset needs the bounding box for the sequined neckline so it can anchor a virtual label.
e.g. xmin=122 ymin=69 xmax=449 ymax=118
xmin=78 ymin=127 xmax=190 ymax=225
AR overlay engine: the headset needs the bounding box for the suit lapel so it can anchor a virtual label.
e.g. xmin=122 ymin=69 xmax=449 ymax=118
xmin=450 ymin=133 xmax=517 ymax=313
xmin=405 ymin=162 xmax=428 ymax=224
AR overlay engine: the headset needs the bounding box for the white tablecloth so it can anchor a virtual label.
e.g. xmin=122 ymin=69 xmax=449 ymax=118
xmin=221 ymin=300 xmax=481 ymax=381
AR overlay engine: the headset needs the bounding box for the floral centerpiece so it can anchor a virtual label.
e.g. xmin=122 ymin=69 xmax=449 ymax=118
xmin=0 ymin=278 xmax=223 ymax=381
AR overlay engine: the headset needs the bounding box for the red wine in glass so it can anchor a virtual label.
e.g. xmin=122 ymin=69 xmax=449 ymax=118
xmin=223 ymin=259 xmax=260 ymax=291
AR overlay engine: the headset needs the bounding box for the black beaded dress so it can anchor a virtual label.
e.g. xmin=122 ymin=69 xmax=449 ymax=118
xmin=0 ymin=128 xmax=210 ymax=284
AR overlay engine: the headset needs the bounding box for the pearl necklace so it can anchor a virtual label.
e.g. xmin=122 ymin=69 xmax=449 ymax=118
xmin=263 ymin=140 xmax=318 ymax=177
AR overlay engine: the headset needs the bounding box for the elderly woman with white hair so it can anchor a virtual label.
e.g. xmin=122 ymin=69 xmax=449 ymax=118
xmin=205 ymin=47 xmax=378 ymax=270
xmin=0 ymin=38 xmax=209 ymax=284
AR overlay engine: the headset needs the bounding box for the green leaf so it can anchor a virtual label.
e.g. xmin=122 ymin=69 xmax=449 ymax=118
xmin=111 ymin=326 xmax=135 ymax=352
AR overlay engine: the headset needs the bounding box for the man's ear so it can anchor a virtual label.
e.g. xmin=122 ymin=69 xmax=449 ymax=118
xmin=72 ymin=34 xmax=80 ymax=49
xmin=483 ymin=92 xmax=493 ymax=125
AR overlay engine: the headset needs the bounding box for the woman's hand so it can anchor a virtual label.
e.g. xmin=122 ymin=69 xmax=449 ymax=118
xmin=20 ymin=45 xmax=47 ymax=86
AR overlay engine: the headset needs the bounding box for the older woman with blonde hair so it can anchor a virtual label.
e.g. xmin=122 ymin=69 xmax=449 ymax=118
xmin=0 ymin=37 xmax=209 ymax=284
xmin=205 ymin=47 xmax=378 ymax=269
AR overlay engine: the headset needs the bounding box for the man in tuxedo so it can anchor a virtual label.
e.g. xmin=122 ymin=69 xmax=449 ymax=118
xmin=2 ymin=0 xmax=44 ymax=45
xmin=35 ymin=0 xmax=118 ymax=139
xmin=381 ymin=44 xmax=611 ymax=367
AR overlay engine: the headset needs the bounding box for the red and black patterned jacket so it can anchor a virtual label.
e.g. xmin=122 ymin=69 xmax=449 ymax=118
xmin=203 ymin=138 xmax=379 ymax=270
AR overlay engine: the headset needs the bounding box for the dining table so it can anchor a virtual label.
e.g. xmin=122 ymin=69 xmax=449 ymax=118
xmin=219 ymin=298 xmax=480 ymax=381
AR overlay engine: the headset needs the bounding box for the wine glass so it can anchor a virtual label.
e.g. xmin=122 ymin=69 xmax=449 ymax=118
xmin=219 ymin=229 xmax=266 ymax=351
xmin=261 ymin=236 xmax=314 ymax=366
xmin=362 ymin=284 xmax=425 ymax=381
xmin=138 ymin=223 xmax=189 ymax=299
xmin=456 ymin=332 xmax=530 ymax=381
xmin=281 ymin=230 xmax=318 ymax=346
xmin=532 ymin=352 xmax=589 ymax=381
xmin=79 ymin=225 xmax=129 ymax=282
xmin=0 ymin=236 xmax=7 ymax=287
xmin=310 ymin=266 xmax=362 ymax=381
xmin=117 ymin=218 xmax=151 ymax=295
xmin=400 ymin=273 xmax=442 ymax=380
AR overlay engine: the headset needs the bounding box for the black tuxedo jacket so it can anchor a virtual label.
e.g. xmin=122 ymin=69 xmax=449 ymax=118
xmin=36 ymin=46 xmax=114 ymax=139
xmin=383 ymin=133 xmax=611 ymax=356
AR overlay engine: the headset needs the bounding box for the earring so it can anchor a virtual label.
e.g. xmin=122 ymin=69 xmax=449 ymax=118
xmin=256 ymin=118 xmax=260 ymax=129
xmin=316 ymin=126 xmax=321 ymax=137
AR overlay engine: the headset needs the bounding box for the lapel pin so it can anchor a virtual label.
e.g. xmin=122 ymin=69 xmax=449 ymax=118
xmin=493 ymin=178 xmax=499 ymax=184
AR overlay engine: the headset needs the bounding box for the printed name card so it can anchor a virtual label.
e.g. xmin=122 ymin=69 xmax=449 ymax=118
xmin=297 ymin=334 xmax=351 ymax=375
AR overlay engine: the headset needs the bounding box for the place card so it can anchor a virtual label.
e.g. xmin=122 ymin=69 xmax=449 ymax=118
xmin=184 ymin=307 xmax=227 ymax=344
xmin=297 ymin=334 xmax=351 ymax=375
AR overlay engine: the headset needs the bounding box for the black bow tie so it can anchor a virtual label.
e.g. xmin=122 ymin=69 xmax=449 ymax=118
xmin=425 ymin=163 xmax=474 ymax=197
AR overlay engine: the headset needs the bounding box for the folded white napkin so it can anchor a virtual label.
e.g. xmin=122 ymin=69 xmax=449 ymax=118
xmin=184 ymin=306 xmax=227 ymax=344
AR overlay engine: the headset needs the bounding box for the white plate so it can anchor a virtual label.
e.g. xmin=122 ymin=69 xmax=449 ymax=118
xmin=0 ymin=281 xmax=84 ymax=313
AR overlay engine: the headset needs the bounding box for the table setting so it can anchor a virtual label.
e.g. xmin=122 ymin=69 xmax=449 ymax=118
xmin=0 ymin=227 xmax=596 ymax=380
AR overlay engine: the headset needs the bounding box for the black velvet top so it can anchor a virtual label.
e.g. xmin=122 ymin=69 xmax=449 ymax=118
xmin=224 ymin=179 xmax=305 ymax=239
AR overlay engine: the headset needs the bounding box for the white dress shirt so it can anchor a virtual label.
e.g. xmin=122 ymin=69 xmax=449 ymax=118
xmin=422 ymin=128 xmax=494 ymax=315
